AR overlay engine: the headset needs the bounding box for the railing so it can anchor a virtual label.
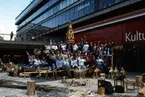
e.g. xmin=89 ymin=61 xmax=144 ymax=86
xmin=0 ymin=33 xmax=16 ymax=41
xmin=0 ymin=33 xmax=47 ymax=45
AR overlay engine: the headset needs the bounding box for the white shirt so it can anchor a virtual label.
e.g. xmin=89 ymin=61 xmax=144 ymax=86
xmin=29 ymin=58 xmax=34 ymax=65
xmin=45 ymin=45 xmax=51 ymax=50
xmin=41 ymin=60 xmax=47 ymax=65
xmin=78 ymin=58 xmax=86 ymax=66
xmin=73 ymin=44 xmax=78 ymax=51
xmin=34 ymin=59 xmax=41 ymax=66
xmin=96 ymin=59 xmax=104 ymax=65
xmin=61 ymin=44 xmax=66 ymax=51
xmin=83 ymin=44 xmax=89 ymax=52
xmin=52 ymin=45 xmax=58 ymax=50
xmin=71 ymin=59 xmax=78 ymax=67
xmin=63 ymin=59 xmax=69 ymax=67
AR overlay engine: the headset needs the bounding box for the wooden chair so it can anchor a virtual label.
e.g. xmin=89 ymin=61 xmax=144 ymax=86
xmin=136 ymin=76 xmax=144 ymax=89
xmin=125 ymin=78 xmax=136 ymax=92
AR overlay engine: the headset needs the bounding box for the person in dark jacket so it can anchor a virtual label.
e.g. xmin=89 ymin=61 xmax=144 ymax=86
xmin=10 ymin=31 xmax=14 ymax=40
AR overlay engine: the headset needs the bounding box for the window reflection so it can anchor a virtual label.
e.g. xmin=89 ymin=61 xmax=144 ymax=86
xmin=17 ymin=0 xmax=127 ymax=35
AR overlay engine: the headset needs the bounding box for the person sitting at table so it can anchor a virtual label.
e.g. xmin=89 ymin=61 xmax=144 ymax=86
xmin=33 ymin=57 xmax=41 ymax=68
xmin=70 ymin=56 xmax=79 ymax=78
xmin=78 ymin=55 xmax=86 ymax=69
xmin=40 ymin=57 xmax=48 ymax=67
xmin=56 ymin=56 xmax=63 ymax=70
xmin=62 ymin=56 xmax=70 ymax=77
xmin=71 ymin=56 xmax=78 ymax=69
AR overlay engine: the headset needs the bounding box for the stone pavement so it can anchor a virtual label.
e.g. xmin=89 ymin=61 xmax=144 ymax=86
xmin=0 ymin=88 xmax=29 ymax=97
xmin=0 ymin=72 xmax=143 ymax=97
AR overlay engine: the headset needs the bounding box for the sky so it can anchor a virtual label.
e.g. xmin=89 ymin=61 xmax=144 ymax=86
xmin=0 ymin=0 xmax=31 ymax=40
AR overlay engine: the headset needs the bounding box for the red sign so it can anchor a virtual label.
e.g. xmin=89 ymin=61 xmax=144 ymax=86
xmin=75 ymin=15 xmax=145 ymax=45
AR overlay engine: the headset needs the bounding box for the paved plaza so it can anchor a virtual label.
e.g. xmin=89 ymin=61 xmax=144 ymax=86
xmin=0 ymin=72 xmax=143 ymax=97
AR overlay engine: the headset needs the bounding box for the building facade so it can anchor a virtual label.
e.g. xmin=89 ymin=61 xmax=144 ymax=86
xmin=15 ymin=0 xmax=144 ymax=43
xmin=16 ymin=0 xmax=145 ymax=72
xmin=16 ymin=0 xmax=96 ymax=41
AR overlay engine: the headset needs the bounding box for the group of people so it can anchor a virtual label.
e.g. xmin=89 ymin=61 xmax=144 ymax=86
xmin=24 ymin=39 xmax=118 ymax=77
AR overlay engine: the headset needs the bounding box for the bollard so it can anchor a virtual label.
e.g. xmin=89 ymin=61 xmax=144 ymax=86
xmin=27 ymin=80 xmax=35 ymax=96
xmin=98 ymin=87 xmax=105 ymax=95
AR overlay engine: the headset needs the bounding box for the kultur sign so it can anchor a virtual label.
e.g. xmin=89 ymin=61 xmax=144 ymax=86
xmin=125 ymin=31 xmax=145 ymax=42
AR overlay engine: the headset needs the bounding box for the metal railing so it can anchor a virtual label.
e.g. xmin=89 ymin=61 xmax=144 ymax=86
xmin=0 ymin=33 xmax=47 ymax=45
xmin=0 ymin=33 xmax=16 ymax=41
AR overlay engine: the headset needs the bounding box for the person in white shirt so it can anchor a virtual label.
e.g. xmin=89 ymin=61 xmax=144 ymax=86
xmin=52 ymin=43 xmax=58 ymax=51
xmin=83 ymin=42 xmax=89 ymax=52
xmin=33 ymin=58 xmax=41 ymax=68
xmin=71 ymin=57 xmax=78 ymax=69
xmin=73 ymin=44 xmax=78 ymax=51
xmin=44 ymin=44 xmax=51 ymax=53
xmin=61 ymin=43 xmax=66 ymax=51
xmin=62 ymin=57 xmax=70 ymax=68
xmin=41 ymin=57 xmax=48 ymax=67
xmin=62 ymin=56 xmax=70 ymax=77
xmin=45 ymin=44 xmax=51 ymax=50
xmin=78 ymin=56 xmax=86 ymax=69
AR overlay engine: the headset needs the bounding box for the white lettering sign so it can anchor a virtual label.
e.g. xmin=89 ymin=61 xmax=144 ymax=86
xmin=125 ymin=31 xmax=145 ymax=42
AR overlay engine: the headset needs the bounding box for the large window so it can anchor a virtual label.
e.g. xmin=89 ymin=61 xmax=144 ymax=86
xmin=98 ymin=0 xmax=127 ymax=10
xmin=40 ymin=0 xmax=96 ymax=29
xmin=16 ymin=0 xmax=42 ymax=22
xmin=18 ymin=0 xmax=59 ymax=29
xmin=18 ymin=0 xmax=79 ymax=30
xmin=18 ymin=0 xmax=95 ymax=34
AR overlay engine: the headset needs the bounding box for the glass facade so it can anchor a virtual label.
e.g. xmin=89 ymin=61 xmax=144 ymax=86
xmin=17 ymin=0 xmax=79 ymax=30
xmin=16 ymin=0 xmax=42 ymax=23
xmin=17 ymin=0 xmax=60 ymax=29
xmin=16 ymin=0 xmax=128 ymax=37
xmin=17 ymin=0 xmax=79 ymax=34
xmin=98 ymin=0 xmax=127 ymax=10
xmin=41 ymin=0 xmax=96 ymax=29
